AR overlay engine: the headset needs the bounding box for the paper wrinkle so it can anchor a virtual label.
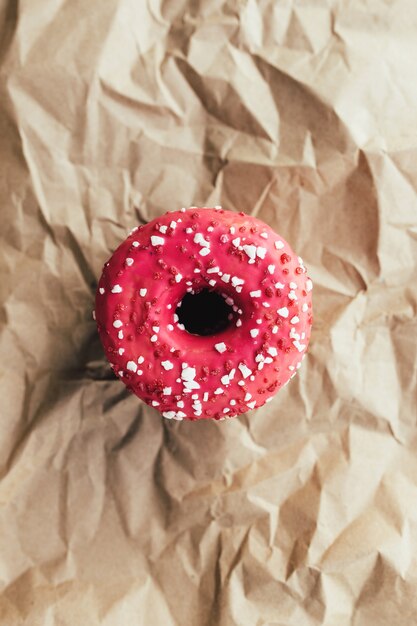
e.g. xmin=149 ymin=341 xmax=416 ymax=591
xmin=1 ymin=0 xmax=417 ymax=624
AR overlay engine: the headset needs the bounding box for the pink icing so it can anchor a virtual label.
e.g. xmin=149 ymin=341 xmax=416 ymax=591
xmin=95 ymin=208 xmax=313 ymax=421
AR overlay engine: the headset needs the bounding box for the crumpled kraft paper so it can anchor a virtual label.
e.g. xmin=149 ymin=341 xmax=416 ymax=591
xmin=1 ymin=0 xmax=417 ymax=624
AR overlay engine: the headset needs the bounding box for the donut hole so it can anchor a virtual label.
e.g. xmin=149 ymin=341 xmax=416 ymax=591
xmin=176 ymin=289 xmax=233 ymax=336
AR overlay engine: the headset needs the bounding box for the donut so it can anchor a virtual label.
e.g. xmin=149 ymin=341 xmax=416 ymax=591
xmin=95 ymin=207 xmax=313 ymax=421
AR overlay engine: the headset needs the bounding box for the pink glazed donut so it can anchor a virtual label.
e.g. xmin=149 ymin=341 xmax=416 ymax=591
xmin=95 ymin=207 xmax=313 ymax=421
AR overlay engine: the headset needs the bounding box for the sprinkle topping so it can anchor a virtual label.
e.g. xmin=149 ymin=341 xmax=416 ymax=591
xmin=215 ymin=342 xmax=227 ymax=353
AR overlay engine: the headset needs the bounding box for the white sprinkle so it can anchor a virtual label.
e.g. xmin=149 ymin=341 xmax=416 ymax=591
xmin=289 ymin=365 xmax=295 ymax=371
xmin=247 ymin=401 xmax=257 ymax=409
xmin=209 ymin=279 xmax=216 ymax=287
xmin=118 ymin=371 xmax=123 ymax=377
xmin=167 ymin=324 xmax=174 ymax=331
xmin=203 ymin=392 xmax=209 ymax=402
xmin=290 ymin=282 xmax=297 ymax=289
xmin=159 ymin=225 xmax=168 ymax=234
xmin=256 ymin=246 xmax=266 ymax=259
xmin=230 ymin=399 xmax=236 ymax=406
xmin=236 ymin=286 xmax=243 ymax=293
xmin=302 ymin=303 xmax=309 ymax=312
xmin=221 ymin=274 xmax=231 ymax=283
xmin=207 ymin=266 xmax=220 ymax=274
xmin=230 ymin=226 xmax=235 ymax=234
xmin=150 ymin=335 xmax=158 ymax=342
xmin=186 ymin=228 xmax=193 ymax=234
xmin=263 ymin=302 xmax=270 ymax=308
xmin=126 ymin=258 xmax=134 ymax=266
xmin=207 ymin=226 xmax=214 ymax=232
xmin=181 ymin=207 xmax=186 ymax=212
xmin=278 ymin=307 xmax=289 ymax=318
xmin=99 ymin=287 xmax=105 ymax=294
xmin=167 ymin=304 xmax=172 ymax=309
xmin=152 ymin=401 xmax=160 ymax=407
xmin=232 ymin=237 xmax=241 ymax=247
xmin=215 ymin=342 xmax=227 ymax=353
xmin=238 ymin=363 xmax=252 ymax=379
xmin=137 ymin=370 xmax=143 ymax=375
xmin=288 ymin=290 xmax=297 ymax=301
xmin=113 ymin=320 xmax=123 ymax=328
xmin=250 ymin=329 xmax=259 ymax=338
xmin=170 ymin=221 xmax=177 ymax=229
xmin=293 ymin=340 xmax=306 ymax=352
xmin=177 ymin=400 xmax=184 ymax=408
xmin=138 ymin=356 xmax=145 ymax=364
xmin=152 ymin=326 xmax=160 ymax=333
xmin=111 ymin=284 xmax=122 ymax=294
xmin=118 ymin=330 xmax=124 ymax=339
xmin=231 ymin=276 xmax=245 ymax=287
xmin=132 ymin=241 xmax=139 ymax=247
xmin=118 ymin=348 xmax=125 ymax=355
xmin=260 ymin=232 xmax=268 ymax=239
xmin=194 ymin=233 xmax=210 ymax=247
xmin=306 ymin=279 xmax=313 ymax=292
xmin=151 ymin=236 xmax=165 ymax=246
xmin=140 ymin=288 xmax=147 ymax=297
xmin=214 ymin=388 xmax=224 ymax=395
xmin=275 ymin=282 xmax=285 ymax=289
xmin=255 ymin=354 xmax=264 ymax=363
xmin=126 ymin=361 xmax=137 ymax=373
xmin=175 ymin=274 xmax=183 ymax=283
xmin=275 ymin=240 xmax=284 ymax=249
xmin=173 ymin=314 xmax=179 ymax=322
xmin=163 ymin=411 xmax=175 ymax=419
xmin=268 ymin=265 xmax=275 ymax=274
xmin=290 ymin=316 xmax=300 ymax=324
xmin=250 ymin=290 xmax=261 ymax=298
xmin=225 ymin=297 xmax=234 ymax=305
xmin=161 ymin=360 xmax=174 ymax=371
xmin=272 ymin=326 xmax=278 ymax=334
xmin=268 ymin=347 xmax=278 ymax=357
xmin=256 ymin=319 xmax=262 ymax=324
xmin=221 ymin=375 xmax=230 ymax=385
xmin=244 ymin=393 xmax=252 ymax=401
xmin=265 ymin=357 xmax=273 ymax=364
xmin=181 ymin=366 xmax=196 ymax=382
xmin=243 ymin=244 xmax=257 ymax=260
xmin=199 ymin=248 xmax=210 ymax=256
xmin=177 ymin=323 xmax=185 ymax=330
xmin=238 ymin=381 xmax=245 ymax=386
xmin=236 ymin=319 xmax=242 ymax=327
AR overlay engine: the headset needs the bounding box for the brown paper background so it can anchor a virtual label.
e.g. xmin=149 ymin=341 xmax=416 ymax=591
xmin=1 ymin=1 xmax=417 ymax=624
